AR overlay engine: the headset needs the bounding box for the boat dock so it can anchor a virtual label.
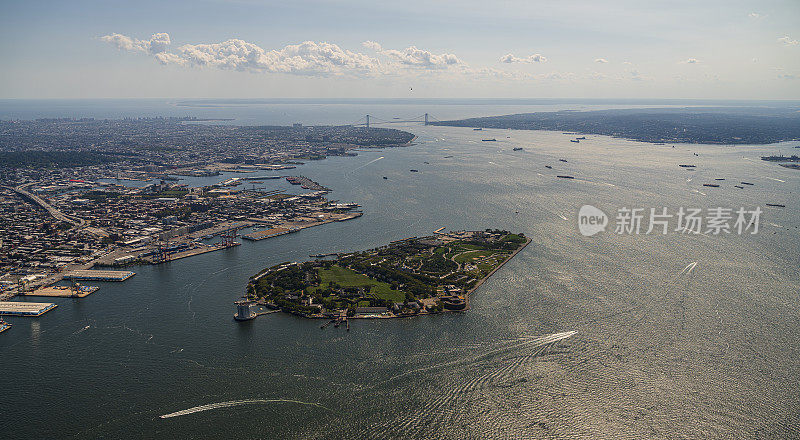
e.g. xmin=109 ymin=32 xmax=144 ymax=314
xmin=63 ymin=270 xmax=135 ymax=281
xmin=0 ymin=301 xmax=58 ymax=317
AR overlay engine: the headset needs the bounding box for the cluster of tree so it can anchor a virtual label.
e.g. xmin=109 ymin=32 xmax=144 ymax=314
xmin=419 ymin=254 xmax=458 ymax=273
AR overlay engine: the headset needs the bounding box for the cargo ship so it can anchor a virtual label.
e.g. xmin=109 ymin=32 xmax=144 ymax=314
xmin=481 ymin=139 xmax=497 ymax=142
xmin=702 ymin=183 xmax=720 ymax=187
xmin=570 ymin=139 xmax=580 ymax=143
xmin=766 ymin=203 xmax=786 ymax=208
xmin=513 ymin=147 xmax=523 ymax=151
xmin=557 ymin=175 xmax=575 ymax=179
xmin=679 ymin=164 xmax=696 ymax=168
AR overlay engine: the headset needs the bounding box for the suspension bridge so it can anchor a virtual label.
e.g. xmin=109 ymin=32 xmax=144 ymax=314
xmin=347 ymin=113 xmax=441 ymax=128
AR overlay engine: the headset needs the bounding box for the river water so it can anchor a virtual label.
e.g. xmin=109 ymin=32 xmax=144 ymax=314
xmin=1 ymin=99 xmax=799 ymax=439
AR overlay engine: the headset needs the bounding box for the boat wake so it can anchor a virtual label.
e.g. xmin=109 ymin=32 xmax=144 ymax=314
xmin=351 ymin=156 xmax=384 ymax=172
xmin=373 ymin=331 xmax=577 ymax=436
xmin=680 ymin=261 xmax=698 ymax=275
xmin=160 ymin=399 xmax=330 ymax=419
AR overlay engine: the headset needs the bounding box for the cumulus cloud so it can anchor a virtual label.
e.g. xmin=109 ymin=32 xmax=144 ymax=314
xmin=100 ymin=32 xmax=171 ymax=54
xmin=174 ymin=39 xmax=382 ymax=75
xmin=499 ymin=53 xmax=547 ymax=63
xmin=377 ymin=46 xmax=463 ymax=69
xmin=778 ymin=35 xmax=798 ymax=46
xmin=594 ymin=58 xmax=609 ymax=63
xmin=362 ymin=40 xmax=383 ymax=51
xmin=101 ymin=33 xmax=469 ymax=76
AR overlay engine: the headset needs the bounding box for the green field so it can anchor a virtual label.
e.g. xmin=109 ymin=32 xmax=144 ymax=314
xmin=316 ymin=265 xmax=406 ymax=302
xmin=454 ymin=250 xmax=498 ymax=264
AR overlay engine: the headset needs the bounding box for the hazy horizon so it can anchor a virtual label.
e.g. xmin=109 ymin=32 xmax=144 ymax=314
xmin=2 ymin=0 xmax=798 ymax=100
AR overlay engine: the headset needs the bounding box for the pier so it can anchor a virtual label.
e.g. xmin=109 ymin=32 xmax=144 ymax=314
xmin=0 ymin=302 xmax=58 ymax=317
xmin=63 ymin=270 xmax=135 ymax=281
xmin=28 ymin=285 xmax=99 ymax=298
xmin=242 ymin=227 xmax=293 ymax=241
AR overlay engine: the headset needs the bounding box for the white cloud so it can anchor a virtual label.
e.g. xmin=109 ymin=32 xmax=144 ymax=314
xmin=748 ymin=12 xmax=762 ymax=19
xmin=778 ymin=36 xmax=798 ymax=46
xmin=175 ymin=39 xmax=382 ymax=75
xmin=684 ymin=58 xmax=699 ymax=64
xmin=622 ymin=61 xmax=633 ymax=65
xmin=101 ymin=33 xmax=468 ymax=76
xmin=594 ymin=58 xmax=609 ymax=63
xmin=378 ymin=45 xmax=463 ymax=69
xmin=100 ymin=32 xmax=171 ymax=55
xmin=499 ymin=53 xmax=547 ymax=63
xmin=362 ymin=41 xmax=383 ymax=51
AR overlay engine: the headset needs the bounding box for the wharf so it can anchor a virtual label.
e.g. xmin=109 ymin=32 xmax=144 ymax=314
xmin=28 ymin=285 xmax=99 ymax=298
xmin=63 ymin=270 xmax=135 ymax=282
xmin=242 ymin=227 xmax=293 ymax=241
xmin=187 ymin=221 xmax=254 ymax=240
xmin=0 ymin=302 xmax=58 ymax=317
xmin=151 ymin=243 xmax=241 ymax=264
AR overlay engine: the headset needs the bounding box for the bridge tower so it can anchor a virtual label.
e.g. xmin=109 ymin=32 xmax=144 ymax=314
xmin=424 ymin=113 xmax=429 ymax=125
xmin=366 ymin=115 xmax=370 ymax=129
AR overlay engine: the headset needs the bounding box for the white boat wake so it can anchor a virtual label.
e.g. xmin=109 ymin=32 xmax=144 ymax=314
xmin=351 ymin=156 xmax=384 ymax=171
xmin=160 ymin=399 xmax=330 ymax=419
xmin=680 ymin=261 xmax=698 ymax=275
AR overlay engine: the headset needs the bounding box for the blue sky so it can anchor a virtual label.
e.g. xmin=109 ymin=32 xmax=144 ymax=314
xmin=1 ymin=0 xmax=798 ymax=99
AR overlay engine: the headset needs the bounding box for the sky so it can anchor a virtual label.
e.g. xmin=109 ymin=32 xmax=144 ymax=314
xmin=1 ymin=0 xmax=798 ymax=99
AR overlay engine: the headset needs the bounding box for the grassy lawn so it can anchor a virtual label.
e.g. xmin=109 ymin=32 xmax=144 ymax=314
xmin=454 ymin=250 xmax=496 ymax=264
xmin=317 ymin=265 xmax=405 ymax=302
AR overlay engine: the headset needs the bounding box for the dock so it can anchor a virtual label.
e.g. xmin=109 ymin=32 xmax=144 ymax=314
xmin=147 ymin=242 xmax=241 ymax=264
xmin=0 ymin=302 xmax=58 ymax=317
xmin=63 ymin=270 xmax=135 ymax=281
xmin=28 ymin=285 xmax=99 ymax=298
xmin=242 ymin=227 xmax=293 ymax=241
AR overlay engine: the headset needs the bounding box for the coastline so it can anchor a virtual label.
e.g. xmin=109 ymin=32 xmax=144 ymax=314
xmin=462 ymin=237 xmax=531 ymax=311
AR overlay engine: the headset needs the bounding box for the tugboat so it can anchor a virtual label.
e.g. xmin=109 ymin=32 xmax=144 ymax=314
xmin=513 ymin=147 xmax=523 ymax=151
xmin=559 ymin=159 xmax=568 ymax=163
xmin=409 ymin=169 xmax=419 ymax=173
xmin=570 ymin=139 xmax=580 ymax=143
xmin=545 ymin=165 xmax=552 ymax=169
xmin=382 ymin=176 xmax=388 ymax=180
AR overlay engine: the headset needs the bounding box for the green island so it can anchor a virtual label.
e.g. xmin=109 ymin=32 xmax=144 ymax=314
xmin=246 ymin=230 xmax=530 ymax=319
